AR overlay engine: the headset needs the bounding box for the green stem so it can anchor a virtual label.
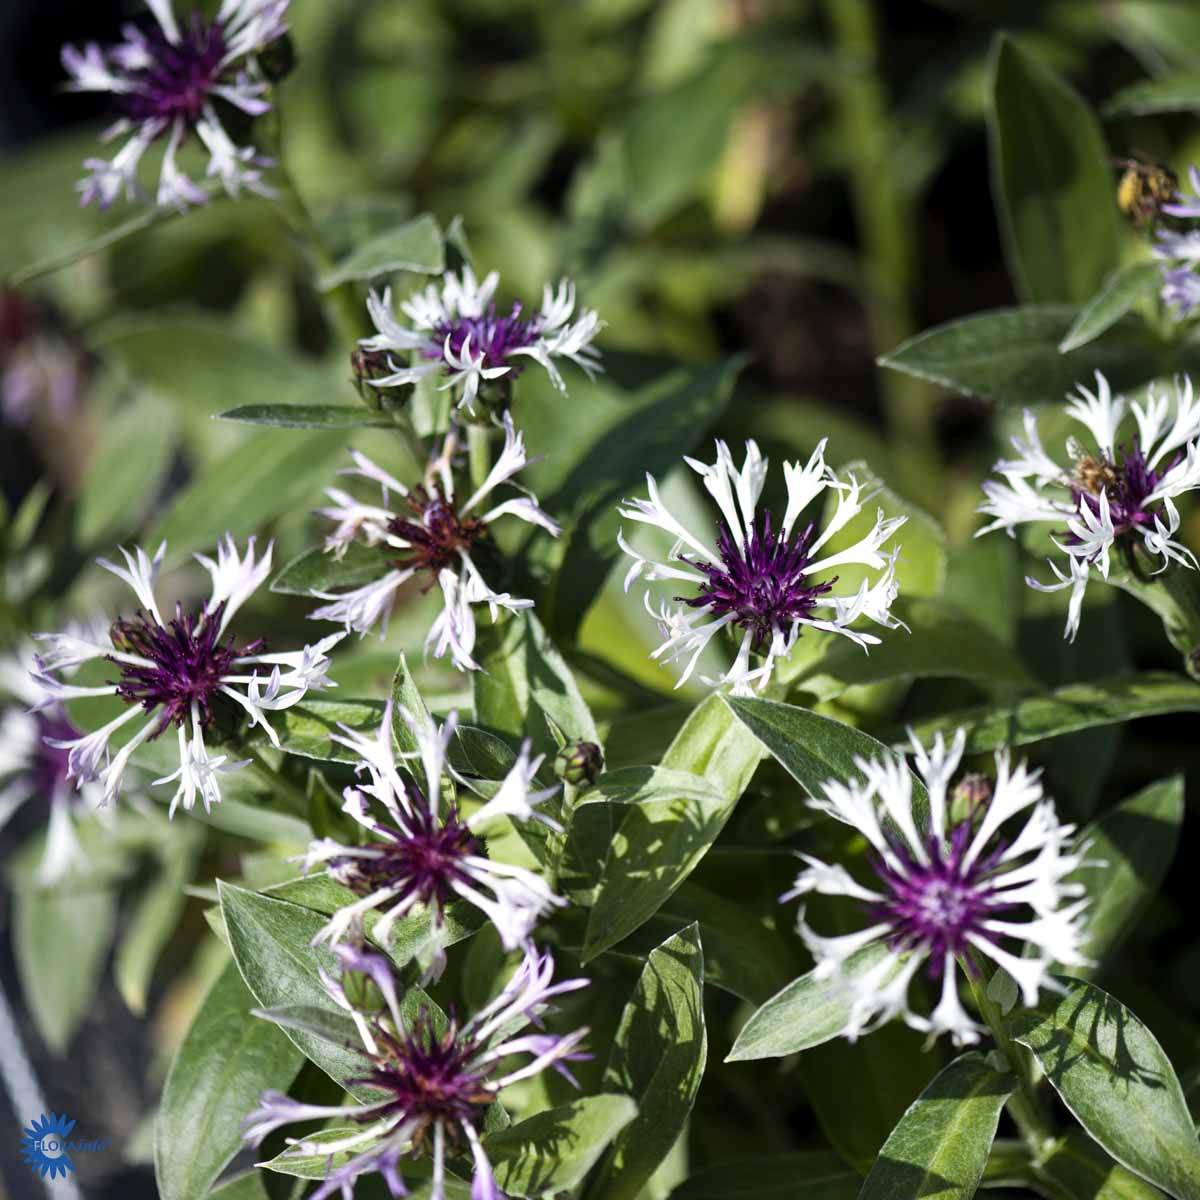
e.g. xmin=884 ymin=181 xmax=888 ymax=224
xmin=468 ymin=423 xmax=493 ymax=494
xmin=545 ymin=781 xmax=578 ymax=893
xmin=961 ymin=950 xmax=1057 ymax=1154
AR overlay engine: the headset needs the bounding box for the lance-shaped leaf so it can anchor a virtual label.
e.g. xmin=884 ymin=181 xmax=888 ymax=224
xmin=1010 ymin=977 xmax=1200 ymax=1200
xmin=988 ymin=36 xmax=1120 ymax=304
xmin=898 ymin=673 xmax=1200 ymax=753
xmin=217 ymin=404 xmax=399 ymax=429
xmin=257 ymin=698 xmax=386 ymax=763
xmin=1058 ymin=263 xmax=1163 ymax=354
xmin=858 ymin=1052 xmax=1014 ymax=1200
xmin=669 ymin=1151 xmax=859 ymax=1200
xmin=1067 ymin=776 xmax=1183 ymax=976
xmin=589 ymin=925 xmax=707 ymax=1200
xmin=271 ymin=541 xmax=399 ymax=597
xmin=484 ymin=1095 xmax=638 ymax=1197
xmin=154 ymin=962 xmax=304 ymax=1200
xmin=726 ymin=942 xmax=899 ymax=1061
xmin=582 ymin=697 xmax=762 ymax=960
xmin=317 ymin=213 xmax=444 ymax=289
xmin=1035 ymin=1133 xmax=1169 ymax=1200
xmin=1104 ymin=75 xmax=1200 ymax=117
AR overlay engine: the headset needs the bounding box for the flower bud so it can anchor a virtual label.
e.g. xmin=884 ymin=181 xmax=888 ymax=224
xmin=555 ymin=741 xmax=603 ymax=786
xmin=950 ymin=772 xmax=992 ymax=825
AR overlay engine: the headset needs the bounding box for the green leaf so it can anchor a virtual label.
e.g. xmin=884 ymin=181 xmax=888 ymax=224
xmin=724 ymin=694 xmax=929 ymax=810
xmin=669 ymin=1152 xmax=859 ymax=1200
xmin=271 ymin=541 xmax=399 ymax=597
xmin=988 ymin=36 xmax=1120 ymax=303
xmin=1058 ymin=263 xmax=1164 ymax=353
xmin=658 ymin=691 xmax=765 ymax=800
xmin=13 ymin=871 xmax=118 ymax=1052
xmin=580 ymin=769 xmax=741 ymax=962
xmin=75 ymin=387 xmax=177 ymax=547
xmin=786 ymin=597 xmax=1034 ymax=704
xmin=262 ymin=698 xmax=386 ymax=763
xmin=219 ymin=882 xmax=379 ymax=1097
xmin=216 ymin=404 xmax=398 ymax=429
xmin=879 ymin=307 xmax=1166 ymax=408
xmin=485 ymin=1095 xmax=638 ymax=1197
xmin=317 ymin=213 xmax=444 ymax=289
xmin=899 ymin=672 xmax=1200 ymax=752
xmin=1036 ymin=1133 xmax=1170 ymax=1200
xmin=1068 ymin=776 xmax=1183 ymax=975
xmin=1010 ymin=977 xmax=1200 ymax=1200
xmin=521 ymin=355 xmax=745 ymax=639
xmin=251 ymin=1003 xmax=361 ymax=1047
xmin=154 ymin=962 xmax=304 ymax=1200
xmin=1103 ymin=75 xmax=1200 ymax=117
xmin=858 ymin=1052 xmax=1014 ymax=1200
xmin=147 ymin=429 xmax=345 ymax=565
xmin=592 ymin=925 xmax=707 ymax=1200
xmin=725 ymin=942 xmax=899 ymax=1061
xmin=208 ymin=1170 xmax=273 ymax=1200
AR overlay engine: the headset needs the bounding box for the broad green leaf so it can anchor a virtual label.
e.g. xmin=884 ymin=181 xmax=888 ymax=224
xmin=592 ymin=925 xmax=707 ymax=1200
xmin=726 ymin=943 xmax=898 ymax=1061
xmin=1059 ymin=264 xmax=1163 ymax=353
xmin=473 ymin=609 xmax=600 ymax=757
xmin=580 ymin=769 xmax=741 ymax=962
xmin=1036 ymin=1133 xmax=1169 ymax=1200
xmin=1010 ymin=977 xmax=1200 ymax=1200
xmin=74 ymin=387 xmax=177 ymax=547
xmin=879 ymin=307 xmax=1166 ymax=408
xmin=208 ymin=1171 xmax=273 ymax=1199
xmin=608 ymin=880 xmax=798 ymax=1005
xmin=858 ymin=1052 xmax=1014 ymax=1200
xmin=485 ymin=1095 xmax=638 ymax=1197
xmin=520 ymin=355 xmax=744 ymax=639
xmin=799 ymin=1020 xmax=937 ymax=1174
xmin=148 ymin=429 xmax=345 ymax=565
xmin=217 ymin=404 xmax=398 ymax=429
xmin=1068 ymin=776 xmax=1183 ymax=975
xmin=251 ymin=1004 xmax=361 ymax=1047
xmin=115 ymin=824 xmax=203 ymax=1014
xmin=724 ymin=695 xmax=929 ymax=813
xmin=219 ymin=882 xmax=381 ymax=1098
xmin=899 ymin=672 xmax=1200 ymax=752
xmin=13 ymin=869 xmax=118 ymax=1052
xmin=988 ymin=37 xmax=1120 ymax=303
xmin=658 ymin=691 xmax=764 ymax=800
xmin=188 ymin=797 xmax=311 ymax=845
xmin=317 ymin=213 xmax=444 ymax=289
xmin=669 ymin=1152 xmax=859 ymax=1200
xmin=261 ymin=698 xmax=386 ymax=763
xmin=1103 ymin=76 xmax=1200 ymax=117
xmin=154 ymin=962 xmax=304 ymax=1200
xmin=786 ymin=597 xmax=1034 ymax=704
xmin=271 ymin=541 xmax=398 ymax=596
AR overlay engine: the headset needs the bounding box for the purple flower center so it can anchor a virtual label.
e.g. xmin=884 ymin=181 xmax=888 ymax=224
xmin=330 ymin=794 xmax=482 ymax=913
xmin=870 ymin=822 xmax=1016 ymax=974
xmin=108 ymin=602 xmax=262 ymax=736
xmin=429 ymin=303 xmax=540 ymax=371
xmin=357 ymin=1008 xmax=490 ymax=1135
xmin=1071 ymin=439 xmax=1169 ymax=537
xmin=119 ymin=14 xmax=228 ymax=128
xmin=387 ymin=485 xmax=486 ymax=580
xmin=680 ymin=513 xmax=836 ymax=650
xmin=30 ymin=708 xmax=78 ymax=796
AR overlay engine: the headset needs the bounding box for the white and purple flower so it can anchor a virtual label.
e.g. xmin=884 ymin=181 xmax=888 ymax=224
xmin=61 ymin=0 xmax=289 ymax=210
xmin=243 ymin=942 xmax=588 ymax=1200
xmin=783 ymin=728 xmax=1089 ymax=1046
xmin=978 ymin=372 xmax=1200 ymax=640
xmin=301 ymin=699 xmax=562 ymax=960
xmin=359 ymin=267 xmax=602 ymax=411
xmin=30 ymin=536 xmax=342 ymax=816
xmin=1154 ymin=164 xmax=1200 ymax=316
xmin=310 ymin=413 xmax=559 ymax=668
xmin=618 ymin=438 xmax=907 ymax=694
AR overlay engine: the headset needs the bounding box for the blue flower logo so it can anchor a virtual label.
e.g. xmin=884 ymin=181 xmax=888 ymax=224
xmin=20 ymin=1112 xmax=76 ymax=1179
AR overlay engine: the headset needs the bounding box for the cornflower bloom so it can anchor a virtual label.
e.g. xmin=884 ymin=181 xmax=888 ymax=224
xmin=978 ymin=372 xmax=1200 ymax=639
xmin=310 ymin=414 xmax=559 ymax=669
xmin=359 ymin=267 xmax=602 ymax=412
xmin=783 ymin=729 xmax=1089 ymax=1046
xmin=618 ymin=438 xmax=906 ymax=694
xmin=1154 ymin=164 xmax=1200 ymax=316
xmin=61 ymin=0 xmax=289 ymax=209
xmin=243 ymin=943 xmax=588 ymax=1200
xmin=301 ymin=699 xmax=562 ymax=960
xmin=30 ymin=536 xmax=341 ymax=815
